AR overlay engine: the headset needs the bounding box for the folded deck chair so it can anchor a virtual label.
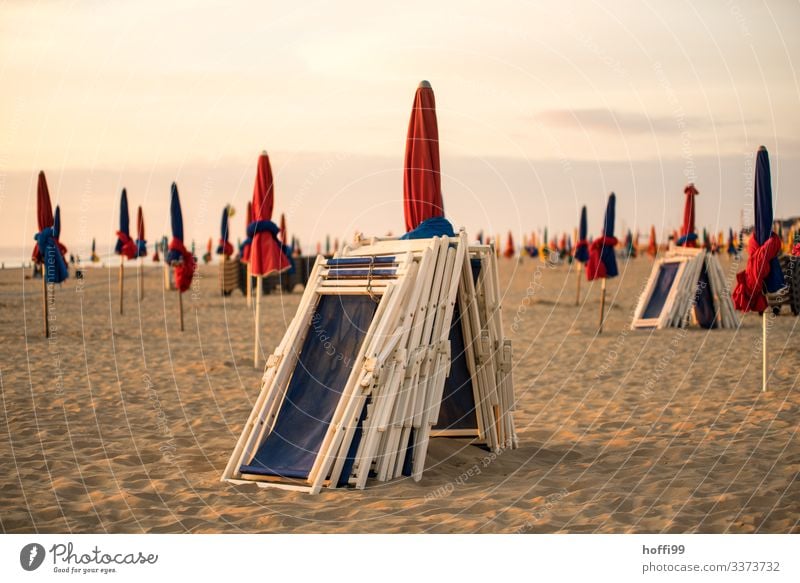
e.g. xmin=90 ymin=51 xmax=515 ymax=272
xmin=223 ymin=232 xmax=516 ymax=493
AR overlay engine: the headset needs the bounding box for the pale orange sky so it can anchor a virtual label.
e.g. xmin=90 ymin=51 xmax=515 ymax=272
xmin=1 ymin=0 xmax=799 ymax=257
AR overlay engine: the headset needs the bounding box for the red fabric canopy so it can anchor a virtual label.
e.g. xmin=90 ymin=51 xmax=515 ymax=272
xmin=647 ymin=225 xmax=657 ymax=257
xmin=680 ymin=183 xmax=698 ymax=247
xmin=503 ymin=231 xmax=514 ymax=258
xmin=32 ymin=171 xmax=55 ymax=262
xmin=403 ymin=81 xmax=444 ymax=232
xmin=249 ymin=152 xmax=290 ymax=277
xmin=137 ymin=206 xmax=145 ymax=241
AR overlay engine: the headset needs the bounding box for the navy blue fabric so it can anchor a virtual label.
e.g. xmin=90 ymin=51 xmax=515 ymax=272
xmin=574 ymin=205 xmax=589 ymax=263
xmin=34 ymin=227 xmax=68 ymax=283
xmin=694 ymin=263 xmax=717 ymax=329
xmin=676 ymin=233 xmax=698 ymax=246
xmin=246 ymin=219 xmax=279 ymax=238
xmin=401 ymin=216 xmax=455 ymax=240
xmin=603 ymin=193 xmax=616 ymax=237
xmin=525 ymin=245 xmax=539 ymax=258
xmin=170 ymin=183 xmax=183 ymax=242
xmin=601 ymin=193 xmax=619 ymax=278
xmin=54 ymin=206 xmax=61 ymax=239
xmin=136 ymin=239 xmax=147 ymax=257
xmin=642 ymin=262 xmax=679 ymax=320
xmin=401 ymin=428 xmax=415 ymax=477
xmin=217 ymin=206 xmax=229 ymax=254
xmin=240 ymin=295 xmax=378 ymax=480
xmin=435 ymin=258 xmax=482 ymax=431
xmin=434 ymin=301 xmax=478 ymax=430
xmin=119 ymin=189 xmax=130 ymax=235
xmin=115 ymin=189 xmax=130 ymax=255
xmin=336 ymin=396 xmax=370 ymax=487
xmin=754 ymin=147 xmax=784 ymax=292
xmin=327 ymin=256 xmax=396 ymax=266
xmin=327 ymin=268 xmax=397 ymax=278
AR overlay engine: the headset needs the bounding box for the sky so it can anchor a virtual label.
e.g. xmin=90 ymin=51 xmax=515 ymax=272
xmin=1 ymin=0 xmax=799 ymax=259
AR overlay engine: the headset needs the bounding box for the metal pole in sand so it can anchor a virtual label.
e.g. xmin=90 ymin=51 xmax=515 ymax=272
xmin=42 ymin=269 xmax=50 ymax=338
xmin=138 ymin=256 xmax=144 ymax=301
xmin=254 ymin=275 xmax=262 ymax=368
xmin=598 ymin=278 xmax=607 ymax=334
xmin=178 ymin=286 xmax=184 ymax=332
xmin=762 ymin=311 xmax=768 ymax=392
xmin=119 ymin=257 xmax=124 ymax=315
xmin=246 ymin=263 xmax=253 ymax=308
xmin=575 ymin=261 xmax=582 ymax=306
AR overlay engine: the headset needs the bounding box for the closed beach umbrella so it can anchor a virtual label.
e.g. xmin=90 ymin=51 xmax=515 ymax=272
xmin=503 ymin=231 xmax=514 ymax=258
xmin=647 ymin=225 xmax=658 ymax=258
xmin=115 ymin=189 xmax=137 ymax=259
xmin=732 ymin=146 xmax=785 ymax=392
xmin=727 ymin=228 xmax=736 ymax=256
xmin=733 ymin=146 xmax=784 ymax=312
xmin=91 ymin=237 xmax=100 ymax=263
xmin=217 ymin=205 xmax=234 ymax=256
xmin=280 ymin=213 xmax=288 ymax=253
xmin=574 ymin=206 xmax=589 ymax=263
xmin=136 ymin=206 xmax=147 ymax=257
xmin=249 ymin=152 xmax=290 ymax=367
xmin=678 ymin=184 xmax=699 ymax=247
xmin=32 ymin=171 xmax=67 ymax=337
xmin=167 ymin=182 xmax=196 ymax=293
xmin=248 ymin=152 xmax=290 ymax=277
xmin=587 ymin=193 xmax=618 ymax=280
xmin=587 ymin=193 xmax=618 ymax=333
xmin=32 ymin=176 xmax=67 ymax=283
xmin=53 ymin=205 xmax=67 ymax=257
xmin=402 ymin=81 xmax=454 ymax=239
xmin=135 ymin=205 xmax=147 ymax=300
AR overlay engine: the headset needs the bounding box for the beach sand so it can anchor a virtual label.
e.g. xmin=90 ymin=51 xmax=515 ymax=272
xmin=0 ymin=253 xmax=797 ymax=533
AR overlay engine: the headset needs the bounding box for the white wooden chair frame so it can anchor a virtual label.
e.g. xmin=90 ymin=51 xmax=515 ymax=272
xmin=632 ymin=244 xmax=738 ymax=330
xmin=222 ymin=231 xmax=517 ymax=494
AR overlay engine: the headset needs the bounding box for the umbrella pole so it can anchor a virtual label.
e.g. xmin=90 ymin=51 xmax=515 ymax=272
xmin=221 ymin=254 xmax=226 ymax=297
xmin=178 ymin=287 xmax=184 ymax=332
xmin=42 ymin=270 xmax=50 ymax=338
xmin=254 ymin=275 xmax=262 ymax=368
xmin=138 ymin=257 xmax=144 ymax=301
xmin=762 ymin=311 xmax=767 ymax=392
xmin=246 ymin=263 xmax=252 ymax=307
xmin=575 ymin=261 xmax=582 ymax=306
xmin=598 ymin=278 xmax=607 ymax=334
xmin=119 ymin=258 xmax=124 ymax=315
xmin=163 ymin=257 xmax=170 ymax=290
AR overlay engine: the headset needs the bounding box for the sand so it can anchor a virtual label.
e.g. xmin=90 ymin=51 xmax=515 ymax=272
xmin=0 ymin=254 xmax=797 ymax=533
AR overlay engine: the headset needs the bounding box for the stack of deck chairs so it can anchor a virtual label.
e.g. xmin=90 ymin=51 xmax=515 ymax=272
xmin=632 ymin=245 xmax=738 ymax=329
xmin=222 ymin=230 xmax=517 ymax=493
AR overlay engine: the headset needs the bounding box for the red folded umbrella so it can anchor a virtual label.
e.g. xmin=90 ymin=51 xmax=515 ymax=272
xmin=404 ymin=81 xmax=445 ymax=232
xmin=647 ymin=225 xmax=657 ymax=257
xmin=32 ymin=171 xmax=55 ymax=263
xmin=679 ymin=184 xmax=699 ymax=247
xmin=503 ymin=231 xmax=515 ymax=258
xmin=249 ymin=152 xmax=290 ymax=277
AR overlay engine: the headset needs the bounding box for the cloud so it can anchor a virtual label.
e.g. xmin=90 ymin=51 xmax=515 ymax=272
xmin=535 ymin=108 xmax=708 ymax=135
